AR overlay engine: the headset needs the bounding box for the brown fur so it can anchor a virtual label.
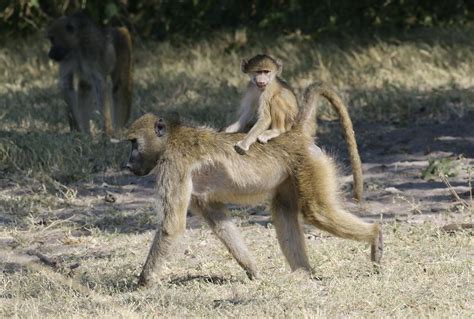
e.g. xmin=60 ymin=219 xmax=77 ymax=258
xmin=300 ymin=82 xmax=364 ymax=202
xmin=126 ymin=107 xmax=382 ymax=286
xmin=225 ymin=54 xmax=299 ymax=154
xmin=47 ymin=12 xmax=132 ymax=136
xmin=226 ymin=55 xmax=363 ymax=201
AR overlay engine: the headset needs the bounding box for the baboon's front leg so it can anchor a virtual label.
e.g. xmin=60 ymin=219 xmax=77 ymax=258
xmin=138 ymin=174 xmax=192 ymax=287
xmin=77 ymin=80 xmax=95 ymax=132
xmin=191 ymin=200 xmax=258 ymax=279
xmin=138 ymin=227 xmax=179 ymax=286
xmin=92 ymin=75 xmax=114 ymax=136
xmin=60 ymin=73 xmax=86 ymax=132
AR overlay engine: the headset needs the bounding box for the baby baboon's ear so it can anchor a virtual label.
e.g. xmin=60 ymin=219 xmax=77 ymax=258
xmin=275 ymin=58 xmax=283 ymax=75
xmin=154 ymin=119 xmax=166 ymax=137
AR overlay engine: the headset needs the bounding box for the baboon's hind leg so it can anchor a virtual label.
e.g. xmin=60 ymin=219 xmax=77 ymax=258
xmin=271 ymin=179 xmax=312 ymax=272
xmin=371 ymin=228 xmax=383 ymax=264
xmin=191 ymin=200 xmax=258 ymax=280
xmin=111 ymin=27 xmax=132 ymax=131
xmin=298 ymin=154 xmax=383 ymax=263
xmin=112 ymin=78 xmax=132 ymax=130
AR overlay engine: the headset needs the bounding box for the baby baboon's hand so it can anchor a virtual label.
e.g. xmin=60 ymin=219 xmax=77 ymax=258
xmin=234 ymin=141 xmax=249 ymax=155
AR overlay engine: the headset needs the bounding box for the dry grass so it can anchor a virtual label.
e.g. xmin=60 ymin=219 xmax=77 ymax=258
xmin=1 ymin=27 xmax=474 ymax=184
xmin=1 ymin=220 xmax=473 ymax=317
xmin=1 ymin=27 xmax=474 ymax=317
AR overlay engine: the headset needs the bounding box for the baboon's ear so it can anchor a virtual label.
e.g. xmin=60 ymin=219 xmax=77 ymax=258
xmin=275 ymin=58 xmax=283 ymax=75
xmin=154 ymin=119 xmax=166 ymax=137
xmin=240 ymin=59 xmax=248 ymax=73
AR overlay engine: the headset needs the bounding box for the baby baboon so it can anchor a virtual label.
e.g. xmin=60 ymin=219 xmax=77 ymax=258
xmin=125 ymin=84 xmax=382 ymax=286
xmin=225 ymin=55 xmax=363 ymax=201
xmin=47 ymin=12 xmax=132 ymax=136
xmin=225 ymin=54 xmax=299 ymax=154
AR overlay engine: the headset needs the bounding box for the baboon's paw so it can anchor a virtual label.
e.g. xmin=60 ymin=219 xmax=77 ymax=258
xmin=370 ymin=228 xmax=383 ymax=264
xmin=246 ymin=269 xmax=260 ymax=280
xmin=136 ymin=273 xmax=150 ymax=289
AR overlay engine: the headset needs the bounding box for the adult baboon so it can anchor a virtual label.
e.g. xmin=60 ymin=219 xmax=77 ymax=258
xmin=47 ymin=12 xmax=132 ymax=136
xmin=125 ymin=83 xmax=382 ymax=286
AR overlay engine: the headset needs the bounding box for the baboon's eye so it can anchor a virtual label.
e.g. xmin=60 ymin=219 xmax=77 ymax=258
xmin=66 ymin=23 xmax=75 ymax=33
xmin=130 ymin=139 xmax=138 ymax=147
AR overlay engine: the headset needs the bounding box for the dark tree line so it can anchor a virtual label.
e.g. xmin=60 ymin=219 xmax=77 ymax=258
xmin=1 ymin=0 xmax=472 ymax=38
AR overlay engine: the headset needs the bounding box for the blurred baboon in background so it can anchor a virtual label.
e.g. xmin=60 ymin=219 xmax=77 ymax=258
xmin=47 ymin=12 xmax=132 ymax=136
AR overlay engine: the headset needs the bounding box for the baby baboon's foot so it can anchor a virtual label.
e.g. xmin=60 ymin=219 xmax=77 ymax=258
xmin=234 ymin=141 xmax=249 ymax=155
xmin=257 ymin=134 xmax=270 ymax=144
xmin=371 ymin=227 xmax=383 ymax=264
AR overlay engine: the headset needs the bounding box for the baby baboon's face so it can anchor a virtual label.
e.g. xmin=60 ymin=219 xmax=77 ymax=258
xmin=241 ymin=54 xmax=282 ymax=90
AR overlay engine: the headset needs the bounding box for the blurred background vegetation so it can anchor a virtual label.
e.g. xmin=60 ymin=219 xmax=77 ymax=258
xmin=1 ymin=0 xmax=473 ymax=194
xmin=1 ymin=0 xmax=473 ymax=38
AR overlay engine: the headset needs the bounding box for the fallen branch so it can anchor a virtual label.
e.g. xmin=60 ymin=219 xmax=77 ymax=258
xmin=26 ymin=250 xmax=58 ymax=269
xmin=26 ymin=249 xmax=81 ymax=276
xmin=441 ymin=223 xmax=474 ymax=233
xmin=439 ymin=174 xmax=471 ymax=209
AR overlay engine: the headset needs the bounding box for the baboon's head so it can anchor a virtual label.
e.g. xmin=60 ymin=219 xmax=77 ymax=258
xmin=241 ymin=54 xmax=282 ymax=90
xmin=125 ymin=113 xmax=175 ymax=176
xmin=46 ymin=13 xmax=90 ymax=62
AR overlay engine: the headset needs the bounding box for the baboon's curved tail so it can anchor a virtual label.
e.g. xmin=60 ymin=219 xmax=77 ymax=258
xmin=298 ymin=82 xmax=363 ymax=202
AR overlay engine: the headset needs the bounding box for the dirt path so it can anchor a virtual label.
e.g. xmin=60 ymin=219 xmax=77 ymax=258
xmin=324 ymin=115 xmax=473 ymax=225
